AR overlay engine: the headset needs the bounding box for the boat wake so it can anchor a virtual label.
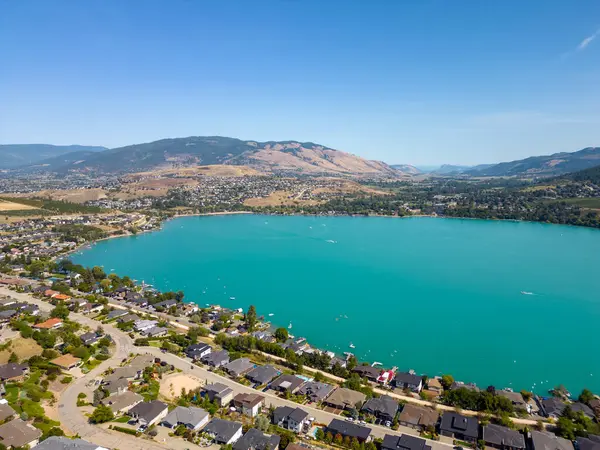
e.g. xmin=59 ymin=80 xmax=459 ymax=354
xmin=325 ymin=239 xmax=337 ymax=244
xmin=520 ymin=291 xmax=535 ymax=296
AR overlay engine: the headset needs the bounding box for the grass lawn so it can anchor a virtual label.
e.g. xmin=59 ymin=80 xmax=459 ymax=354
xmin=82 ymin=358 xmax=102 ymax=372
xmin=137 ymin=380 xmax=160 ymax=401
xmin=0 ymin=338 xmax=43 ymax=364
xmin=4 ymin=384 xmax=19 ymax=403
xmin=32 ymin=418 xmax=60 ymax=433
xmin=113 ymin=415 xmax=131 ymax=423
xmin=561 ymin=197 xmax=600 ymax=209
xmin=148 ymin=341 xmax=162 ymax=348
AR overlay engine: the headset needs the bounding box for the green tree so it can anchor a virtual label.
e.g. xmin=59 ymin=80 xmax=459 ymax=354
xmin=50 ymin=303 xmax=70 ymax=319
xmin=7 ymin=352 xmax=18 ymax=363
xmin=91 ymin=266 xmax=106 ymax=280
xmin=72 ymin=346 xmax=91 ymax=360
xmin=254 ymin=415 xmax=270 ymax=432
xmin=274 ymin=327 xmax=288 ymax=342
xmin=315 ymin=428 xmax=325 ymax=440
xmin=245 ymin=305 xmax=257 ymax=332
xmin=90 ymin=404 xmax=114 ymax=423
xmin=579 ymin=388 xmax=595 ymax=404
xmin=441 ymin=374 xmax=454 ymax=390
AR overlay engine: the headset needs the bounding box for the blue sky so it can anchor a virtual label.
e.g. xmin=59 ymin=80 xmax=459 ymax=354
xmin=1 ymin=0 xmax=599 ymax=165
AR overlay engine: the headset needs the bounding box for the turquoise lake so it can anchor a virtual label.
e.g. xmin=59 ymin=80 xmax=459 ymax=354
xmin=73 ymin=215 xmax=600 ymax=395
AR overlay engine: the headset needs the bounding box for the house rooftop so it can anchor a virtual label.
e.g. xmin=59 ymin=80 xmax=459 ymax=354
xmin=246 ymin=365 xmax=280 ymax=385
xmin=129 ymin=400 xmax=168 ymax=423
xmin=398 ymin=404 xmax=439 ymax=428
xmin=483 ymin=424 xmax=525 ymax=449
xmin=271 ymin=374 xmax=305 ymax=392
xmin=362 ymin=395 xmax=399 ymax=419
xmin=325 ymin=387 xmax=367 ymax=409
xmin=102 ymin=391 xmax=143 ymax=413
xmin=439 ymin=412 xmax=479 ymax=439
xmin=382 ymin=434 xmax=432 ymax=450
xmin=50 ymin=354 xmax=81 ymax=368
xmin=233 ymin=428 xmax=280 ymax=450
xmin=233 ymin=392 xmax=265 ymax=408
xmin=34 ymin=317 xmax=62 ymax=328
xmin=530 ymin=430 xmax=574 ymax=450
xmin=327 ymin=418 xmax=371 ymax=441
xmin=0 ymin=417 xmax=42 ymax=448
xmin=163 ymin=406 xmax=209 ymax=428
xmin=34 ymin=436 xmax=106 ymax=450
xmin=204 ymin=418 xmax=243 ymax=443
xmin=0 ymin=363 xmax=28 ymax=379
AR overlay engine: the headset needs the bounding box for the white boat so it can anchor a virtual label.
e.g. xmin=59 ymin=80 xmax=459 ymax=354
xmin=229 ymin=297 xmax=235 ymax=300
xmin=268 ymin=313 xmax=274 ymax=317
xmin=288 ymin=322 xmax=292 ymax=329
xmin=521 ymin=291 xmax=534 ymax=295
xmin=349 ymin=343 xmax=355 ymax=349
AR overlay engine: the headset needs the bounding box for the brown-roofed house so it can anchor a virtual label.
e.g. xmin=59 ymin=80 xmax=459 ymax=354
xmin=50 ymin=354 xmax=82 ymax=370
xmin=398 ymin=404 xmax=440 ymax=431
xmin=34 ymin=318 xmax=63 ymax=329
xmin=232 ymin=393 xmax=265 ymax=417
xmin=323 ymin=388 xmax=366 ymax=411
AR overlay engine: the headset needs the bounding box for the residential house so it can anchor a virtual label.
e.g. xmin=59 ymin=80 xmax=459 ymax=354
xmin=576 ymin=435 xmax=600 ymax=450
xmin=0 ymin=363 xmax=29 ymax=382
xmin=382 ymin=434 xmax=431 ymax=450
xmin=104 ymin=378 xmax=129 ymax=396
xmin=0 ymin=310 xmax=18 ymax=323
xmin=154 ymin=299 xmax=178 ymax=309
xmin=80 ymin=332 xmax=100 ymax=346
xmin=203 ymin=418 xmax=243 ymax=445
xmin=161 ymin=406 xmax=209 ymax=430
xmin=102 ymin=391 xmax=143 ymax=414
xmin=272 ymin=406 xmax=310 ymax=434
xmin=34 ymin=317 xmax=63 ymax=329
xmin=541 ymin=398 xmax=566 ymax=419
xmin=204 ymin=382 xmax=234 ymax=406
xmin=117 ymin=313 xmax=139 ymax=324
xmin=439 ymin=412 xmax=479 ymax=443
xmin=570 ymin=402 xmax=595 ymax=419
xmin=128 ymin=400 xmax=169 ymax=426
xmin=224 ymin=358 xmax=255 ymax=378
xmin=361 ymin=395 xmax=399 ymax=423
xmin=106 ymin=309 xmax=128 ymax=320
xmin=80 ymin=303 xmax=103 ymax=315
xmin=202 ymin=349 xmax=230 ymax=368
xmin=129 ymin=354 xmax=155 ymax=370
xmin=330 ymin=357 xmax=347 ymax=369
xmin=297 ymin=381 xmax=335 ymax=403
xmin=252 ymin=331 xmax=275 ymax=343
xmin=353 ymin=365 xmax=381 ymax=382
xmin=393 ymin=372 xmax=423 ymax=393
xmin=496 ymin=390 xmax=528 ymax=411
xmin=450 ymin=382 xmax=480 ymax=392
xmin=0 ymin=400 xmax=16 ymax=422
xmin=397 ymin=404 xmax=439 ymax=431
xmin=35 ymin=436 xmax=109 ymax=450
xmin=234 ymin=428 xmax=280 ymax=450
xmin=134 ymin=319 xmax=158 ymax=332
xmin=270 ymin=374 xmax=306 ymax=394
xmin=232 ymin=393 xmax=265 ymax=417
xmin=142 ymin=326 xmax=168 ymax=337
xmin=424 ymin=378 xmax=443 ymax=396
xmin=246 ymin=365 xmax=280 ymax=386
xmin=185 ymin=343 xmax=212 ymax=360
xmin=327 ymin=418 xmax=372 ymax=442
xmin=105 ymin=366 xmax=143 ymax=383
xmin=482 ymin=424 xmax=525 ymax=450
xmin=530 ymin=430 xmax=574 ymax=450
xmin=323 ymin=388 xmax=366 ymax=411
xmin=0 ymin=418 xmax=42 ymax=448
xmin=50 ymin=354 xmax=82 ymax=370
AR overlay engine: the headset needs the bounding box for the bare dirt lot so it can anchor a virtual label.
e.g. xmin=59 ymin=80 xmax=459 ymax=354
xmin=159 ymin=373 xmax=203 ymax=400
xmin=0 ymin=337 xmax=44 ymax=363
xmin=0 ymin=199 xmax=39 ymax=211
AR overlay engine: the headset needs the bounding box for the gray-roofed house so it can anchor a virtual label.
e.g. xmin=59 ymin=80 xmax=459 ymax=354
xmin=270 ymin=374 xmax=306 ymax=394
xmin=0 ymin=417 xmax=42 ymax=448
xmin=246 ymin=365 xmax=280 ymax=385
xmin=0 ymin=401 xmax=15 ymax=422
xmin=106 ymin=309 xmax=128 ymax=320
xmin=576 ymin=435 xmax=600 ymax=450
xmin=185 ymin=343 xmax=212 ymax=360
xmin=128 ymin=400 xmax=169 ymax=426
xmin=161 ymin=406 xmax=209 ymax=430
xmin=117 ymin=313 xmax=139 ymax=324
xmin=393 ymin=372 xmax=423 ymax=393
xmin=541 ymin=398 xmax=566 ymax=419
xmin=142 ymin=326 xmax=168 ymax=338
xmin=361 ymin=395 xmax=399 ymax=423
xmin=104 ymin=378 xmax=129 ymax=396
xmin=0 ymin=310 xmax=18 ymax=322
xmin=496 ymin=390 xmax=528 ymax=410
xmin=104 ymin=366 xmax=143 ymax=383
xmin=297 ymin=381 xmax=335 ymax=403
xmin=35 ymin=436 xmax=109 ymax=450
xmin=224 ymin=358 xmax=255 ymax=378
xmin=570 ymin=402 xmax=595 ymax=419
xmin=203 ymin=418 xmax=244 ymax=445
xmin=382 ymin=434 xmax=432 ymax=450
xmin=234 ymin=428 xmax=280 ymax=450
xmin=134 ymin=319 xmax=158 ymax=332
xmin=530 ymin=430 xmax=574 ymax=450
xmin=323 ymin=388 xmax=366 ymax=411
xmin=232 ymin=393 xmax=265 ymax=417
xmin=102 ymin=391 xmax=143 ymax=414
xmin=0 ymin=363 xmax=29 ymax=382
xmin=272 ymin=406 xmax=310 ymax=433
xmin=79 ymin=332 xmax=100 ymax=346
xmin=482 ymin=424 xmax=525 ymax=450
xmin=204 ymin=382 xmax=234 ymax=406
xmin=202 ymin=349 xmax=230 ymax=368
xmin=397 ymin=404 xmax=439 ymax=431
xmin=129 ymin=354 xmax=155 ymax=370
xmin=439 ymin=412 xmax=479 ymax=442
xmin=327 ymin=418 xmax=372 ymax=442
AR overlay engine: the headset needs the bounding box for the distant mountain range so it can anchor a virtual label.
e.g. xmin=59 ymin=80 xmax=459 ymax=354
xmin=0 ymin=144 xmax=107 ymax=169
xmin=390 ymin=164 xmax=421 ymax=175
xmin=11 ymin=136 xmax=402 ymax=177
xmin=464 ymin=147 xmax=600 ymax=177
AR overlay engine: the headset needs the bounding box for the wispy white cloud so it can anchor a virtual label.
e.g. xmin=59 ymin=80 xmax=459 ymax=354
xmin=577 ymin=28 xmax=600 ymax=51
